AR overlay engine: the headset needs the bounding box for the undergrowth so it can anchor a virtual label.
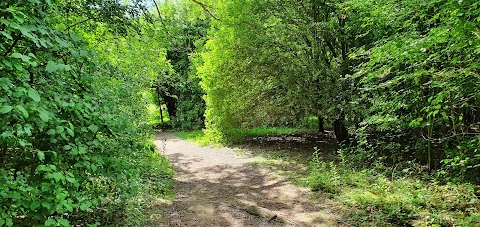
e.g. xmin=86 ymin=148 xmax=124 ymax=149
xmin=309 ymin=148 xmax=480 ymax=226
xmin=175 ymin=127 xmax=480 ymax=226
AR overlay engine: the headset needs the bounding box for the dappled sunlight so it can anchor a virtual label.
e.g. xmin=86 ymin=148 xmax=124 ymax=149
xmin=149 ymin=133 xmax=347 ymax=226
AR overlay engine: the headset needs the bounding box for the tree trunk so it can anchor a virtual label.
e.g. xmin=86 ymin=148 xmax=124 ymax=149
xmin=156 ymin=87 xmax=164 ymax=123
xmin=164 ymin=95 xmax=177 ymax=118
xmin=159 ymin=105 xmax=164 ymax=124
xmin=333 ymin=117 xmax=349 ymax=144
xmin=318 ymin=117 xmax=324 ymax=133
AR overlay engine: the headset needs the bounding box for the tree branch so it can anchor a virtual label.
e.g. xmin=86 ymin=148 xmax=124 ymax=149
xmin=3 ymin=33 xmax=22 ymax=57
xmin=152 ymin=0 xmax=167 ymax=28
xmin=190 ymin=0 xmax=220 ymax=21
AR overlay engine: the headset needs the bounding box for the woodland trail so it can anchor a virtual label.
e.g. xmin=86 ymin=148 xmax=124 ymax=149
xmin=148 ymin=133 xmax=346 ymax=227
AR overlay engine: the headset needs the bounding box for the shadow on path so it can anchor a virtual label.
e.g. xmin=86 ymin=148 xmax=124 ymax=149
xmin=148 ymin=133 xmax=347 ymax=227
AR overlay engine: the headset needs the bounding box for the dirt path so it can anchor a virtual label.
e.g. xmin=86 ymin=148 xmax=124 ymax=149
xmin=149 ymin=133 xmax=345 ymax=226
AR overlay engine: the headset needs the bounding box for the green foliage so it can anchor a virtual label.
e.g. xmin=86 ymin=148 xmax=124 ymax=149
xmin=147 ymin=103 xmax=171 ymax=126
xmin=173 ymin=0 xmax=480 ymax=225
xmin=0 ymin=0 xmax=173 ymax=225
xmin=347 ymin=0 xmax=480 ymax=175
xmin=197 ymin=0 xmax=312 ymax=141
xmin=442 ymin=136 xmax=480 ymax=183
xmin=151 ymin=3 xmax=209 ymax=130
xmin=187 ymin=1 xmax=480 ymax=224
xmin=173 ymin=130 xmax=213 ymax=146
xmin=192 ymin=0 xmax=479 ymax=180
xmin=308 ymin=158 xmax=480 ymax=226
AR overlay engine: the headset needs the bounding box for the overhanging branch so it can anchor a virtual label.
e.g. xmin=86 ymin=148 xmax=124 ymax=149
xmin=191 ymin=0 xmax=220 ymax=21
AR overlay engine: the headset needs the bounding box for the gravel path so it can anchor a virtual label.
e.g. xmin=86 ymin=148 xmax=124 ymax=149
xmin=149 ymin=133 xmax=344 ymax=226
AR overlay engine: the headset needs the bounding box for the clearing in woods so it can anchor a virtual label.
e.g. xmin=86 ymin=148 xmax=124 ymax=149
xmin=148 ymin=132 xmax=347 ymax=226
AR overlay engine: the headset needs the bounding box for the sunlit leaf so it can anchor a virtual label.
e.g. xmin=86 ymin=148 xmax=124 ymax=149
xmin=37 ymin=151 xmax=45 ymax=161
xmin=38 ymin=109 xmax=50 ymax=122
xmin=28 ymin=88 xmax=41 ymax=102
xmin=30 ymin=201 xmax=41 ymax=210
xmin=16 ymin=105 xmax=29 ymax=118
xmin=0 ymin=105 xmax=13 ymax=114
xmin=45 ymin=61 xmax=65 ymax=73
xmin=44 ymin=219 xmax=56 ymax=226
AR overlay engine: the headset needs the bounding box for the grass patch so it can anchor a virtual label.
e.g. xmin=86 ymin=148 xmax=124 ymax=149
xmin=251 ymin=151 xmax=311 ymax=185
xmin=308 ymin=150 xmax=480 ymax=226
xmin=173 ymin=130 xmax=217 ymax=146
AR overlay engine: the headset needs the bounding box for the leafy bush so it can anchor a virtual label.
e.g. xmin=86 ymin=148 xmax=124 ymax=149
xmin=0 ymin=1 xmax=173 ymax=226
xmin=348 ymin=0 xmax=480 ymax=175
xmin=441 ymin=136 xmax=480 ymax=183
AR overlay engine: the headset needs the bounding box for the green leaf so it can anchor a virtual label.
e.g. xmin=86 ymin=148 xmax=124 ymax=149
xmin=47 ymin=129 xmax=56 ymax=135
xmin=28 ymin=88 xmax=41 ymax=102
xmin=66 ymin=128 xmax=74 ymax=137
xmin=19 ymin=140 xmax=27 ymax=147
xmin=0 ymin=219 xmax=4 ymax=226
xmin=24 ymin=125 xmax=32 ymax=136
xmin=45 ymin=218 xmax=56 ymax=226
xmin=55 ymin=37 xmax=69 ymax=48
xmin=58 ymin=219 xmax=70 ymax=226
xmin=35 ymin=165 xmax=51 ymax=173
xmin=30 ymin=201 xmax=41 ymax=209
xmin=63 ymin=202 xmax=73 ymax=212
xmin=0 ymin=31 xmax=13 ymax=40
xmin=11 ymin=53 xmax=30 ymax=62
xmin=5 ymin=219 xmax=12 ymax=227
xmin=13 ymin=61 xmax=23 ymax=71
xmin=51 ymin=172 xmax=64 ymax=182
xmin=80 ymin=202 xmax=91 ymax=211
xmin=37 ymin=151 xmax=45 ymax=161
xmin=45 ymin=61 xmax=65 ymax=73
xmin=38 ymin=110 xmax=50 ymax=122
xmin=0 ymin=105 xmax=13 ymax=114
xmin=90 ymin=164 xmax=97 ymax=172
xmin=1 ymin=131 xmax=13 ymax=138
xmin=42 ymin=201 xmax=51 ymax=209
xmin=2 ymin=59 xmax=12 ymax=69
xmin=78 ymin=146 xmax=87 ymax=154
xmin=56 ymin=126 xmax=64 ymax=133
xmin=16 ymin=105 xmax=29 ymax=118
xmin=66 ymin=176 xmax=78 ymax=185
xmin=88 ymin=125 xmax=98 ymax=133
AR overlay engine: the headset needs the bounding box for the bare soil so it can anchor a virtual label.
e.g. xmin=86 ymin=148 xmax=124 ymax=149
xmin=148 ymin=132 xmax=347 ymax=226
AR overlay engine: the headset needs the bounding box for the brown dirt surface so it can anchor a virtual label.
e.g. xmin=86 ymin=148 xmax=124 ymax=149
xmin=148 ymin=132 xmax=348 ymax=227
xmin=238 ymin=132 xmax=339 ymax=162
